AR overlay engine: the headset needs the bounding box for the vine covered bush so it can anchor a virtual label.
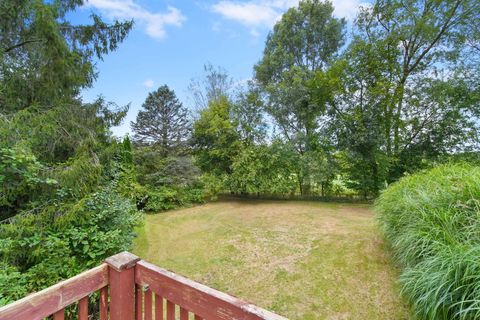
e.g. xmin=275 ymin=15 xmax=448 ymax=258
xmin=376 ymin=163 xmax=480 ymax=319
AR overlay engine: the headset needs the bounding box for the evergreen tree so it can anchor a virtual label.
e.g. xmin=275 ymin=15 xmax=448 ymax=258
xmin=131 ymin=85 xmax=191 ymax=156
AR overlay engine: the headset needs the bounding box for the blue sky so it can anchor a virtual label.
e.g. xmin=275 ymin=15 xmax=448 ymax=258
xmin=73 ymin=0 xmax=364 ymax=136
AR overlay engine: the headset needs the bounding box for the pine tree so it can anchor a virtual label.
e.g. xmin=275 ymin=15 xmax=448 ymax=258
xmin=131 ymin=85 xmax=191 ymax=156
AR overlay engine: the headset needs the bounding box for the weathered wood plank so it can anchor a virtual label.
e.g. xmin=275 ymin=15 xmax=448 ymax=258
xmin=145 ymin=289 xmax=152 ymax=320
xmin=0 ymin=264 xmax=108 ymax=320
xmin=136 ymin=285 xmax=143 ymax=320
xmin=78 ymin=296 xmax=88 ymax=320
xmin=135 ymin=260 xmax=288 ymax=320
xmin=155 ymin=293 xmax=163 ymax=320
xmin=180 ymin=307 xmax=188 ymax=320
xmin=99 ymin=286 xmax=108 ymax=320
xmin=53 ymin=309 xmax=64 ymax=320
xmin=166 ymin=300 xmax=175 ymax=320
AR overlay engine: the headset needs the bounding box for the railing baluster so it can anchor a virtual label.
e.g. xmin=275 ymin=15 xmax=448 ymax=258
xmin=53 ymin=309 xmax=64 ymax=320
xmin=78 ymin=297 xmax=88 ymax=320
xmin=136 ymin=284 xmax=143 ymax=320
xmin=155 ymin=294 xmax=163 ymax=320
xmin=100 ymin=287 xmax=108 ymax=320
xmin=144 ymin=289 xmax=152 ymax=320
xmin=166 ymin=300 xmax=175 ymax=320
xmin=180 ymin=307 xmax=188 ymax=320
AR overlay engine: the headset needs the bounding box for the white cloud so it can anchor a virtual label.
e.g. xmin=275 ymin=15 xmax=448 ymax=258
xmin=212 ymin=0 xmax=365 ymax=34
xmin=143 ymin=79 xmax=154 ymax=88
xmin=212 ymin=2 xmax=280 ymax=28
xmin=332 ymin=0 xmax=367 ymax=20
xmin=84 ymin=0 xmax=186 ymax=39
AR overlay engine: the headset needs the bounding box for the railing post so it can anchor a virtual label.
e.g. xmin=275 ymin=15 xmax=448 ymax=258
xmin=105 ymin=252 xmax=140 ymax=320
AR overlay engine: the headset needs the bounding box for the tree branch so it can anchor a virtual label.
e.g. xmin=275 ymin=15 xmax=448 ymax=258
xmin=3 ymin=39 xmax=43 ymax=53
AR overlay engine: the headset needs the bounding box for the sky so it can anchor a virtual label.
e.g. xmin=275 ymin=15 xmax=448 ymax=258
xmin=72 ymin=0 xmax=365 ymax=136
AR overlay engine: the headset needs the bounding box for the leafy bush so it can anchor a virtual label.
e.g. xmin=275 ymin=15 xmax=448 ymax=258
xmin=144 ymin=187 xmax=180 ymax=211
xmin=0 ymin=263 xmax=27 ymax=306
xmin=375 ymin=163 xmax=480 ymax=319
xmin=142 ymin=186 xmax=205 ymax=212
xmin=0 ymin=147 xmax=57 ymax=218
xmin=0 ymin=184 xmax=142 ymax=306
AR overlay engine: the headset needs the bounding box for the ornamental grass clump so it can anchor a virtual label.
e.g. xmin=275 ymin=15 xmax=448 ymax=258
xmin=375 ymin=163 xmax=480 ymax=320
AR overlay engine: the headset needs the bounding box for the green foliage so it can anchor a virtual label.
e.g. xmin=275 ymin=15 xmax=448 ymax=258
xmin=254 ymin=0 xmax=346 ymax=195
xmin=0 ymin=0 xmax=132 ymax=112
xmin=0 ymin=262 xmax=27 ymax=306
xmin=376 ymin=163 xmax=480 ymax=319
xmin=228 ymin=143 xmax=298 ymax=195
xmin=144 ymin=187 xmax=180 ymax=211
xmin=134 ymin=148 xmax=200 ymax=188
xmin=142 ymin=186 xmax=205 ymax=212
xmin=0 ymin=0 xmax=137 ymax=306
xmin=131 ymin=85 xmax=191 ymax=156
xmin=199 ymin=173 xmax=225 ymax=201
xmin=232 ymin=83 xmax=267 ymax=145
xmin=0 ymin=182 xmax=141 ymax=305
xmin=0 ymin=146 xmax=56 ymax=209
xmin=192 ymin=96 xmax=241 ymax=175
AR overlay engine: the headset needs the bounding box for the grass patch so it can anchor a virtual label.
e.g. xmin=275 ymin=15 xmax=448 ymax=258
xmin=134 ymin=199 xmax=408 ymax=319
xmin=376 ymin=163 xmax=480 ymax=319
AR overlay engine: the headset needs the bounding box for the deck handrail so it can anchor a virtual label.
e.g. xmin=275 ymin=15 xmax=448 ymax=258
xmin=0 ymin=252 xmax=288 ymax=320
xmin=135 ymin=259 xmax=287 ymax=320
xmin=0 ymin=263 xmax=108 ymax=320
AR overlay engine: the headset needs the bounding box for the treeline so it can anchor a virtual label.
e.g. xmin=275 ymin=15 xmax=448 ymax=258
xmin=133 ymin=0 xmax=480 ymax=204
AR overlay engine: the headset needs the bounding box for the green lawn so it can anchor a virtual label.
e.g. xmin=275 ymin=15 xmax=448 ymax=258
xmin=133 ymin=200 xmax=409 ymax=319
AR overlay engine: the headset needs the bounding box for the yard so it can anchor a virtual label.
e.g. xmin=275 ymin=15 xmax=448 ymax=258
xmin=133 ymin=200 xmax=409 ymax=319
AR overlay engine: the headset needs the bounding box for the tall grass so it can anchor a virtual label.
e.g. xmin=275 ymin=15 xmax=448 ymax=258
xmin=375 ymin=163 xmax=480 ymax=319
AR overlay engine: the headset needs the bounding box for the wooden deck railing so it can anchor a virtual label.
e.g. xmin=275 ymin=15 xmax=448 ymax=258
xmin=0 ymin=252 xmax=288 ymax=320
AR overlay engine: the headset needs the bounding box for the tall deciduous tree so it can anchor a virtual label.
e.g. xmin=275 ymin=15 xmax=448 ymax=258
xmin=232 ymin=82 xmax=267 ymax=145
xmin=254 ymin=0 xmax=346 ymax=194
xmin=356 ymin=0 xmax=480 ymax=160
xmin=191 ymin=96 xmax=241 ymax=176
xmin=131 ymin=85 xmax=191 ymax=156
xmin=188 ymin=63 xmax=234 ymax=112
xmin=316 ymin=0 xmax=480 ymax=197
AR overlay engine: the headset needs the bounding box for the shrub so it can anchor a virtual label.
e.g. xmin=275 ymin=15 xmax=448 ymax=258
xmin=0 ymin=184 xmax=142 ymax=306
xmin=375 ymin=163 xmax=480 ymax=319
xmin=144 ymin=187 xmax=180 ymax=211
xmin=142 ymin=186 xmax=205 ymax=212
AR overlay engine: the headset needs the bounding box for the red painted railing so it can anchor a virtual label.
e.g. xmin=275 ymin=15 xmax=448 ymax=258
xmin=0 ymin=252 xmax=288 ymax=320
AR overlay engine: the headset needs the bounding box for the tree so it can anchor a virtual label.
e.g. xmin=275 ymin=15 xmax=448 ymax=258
xmin=306 ymin=0 xmax=480 ymax=196
xmin=191 ymin=96 xmax=241 ymax=176
xmin=228 ymin=142 xmax=298 ymax=196
xmin=0 ymin=0 xmax=132 ymax=113
xmin=0 ymin=0 xmax=141 ymax=304
xmin=254 ymin=0 xmax=346 ymax=194
xmin=131 ymin=85 xmax=191 ymax=156
xmin=232 ymin=82 xmax=267 ymax=145
xmin=188 ymin=63 xmax=234 ymax=112
xmin=355 ymin=0 xmax=480 ymax=168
